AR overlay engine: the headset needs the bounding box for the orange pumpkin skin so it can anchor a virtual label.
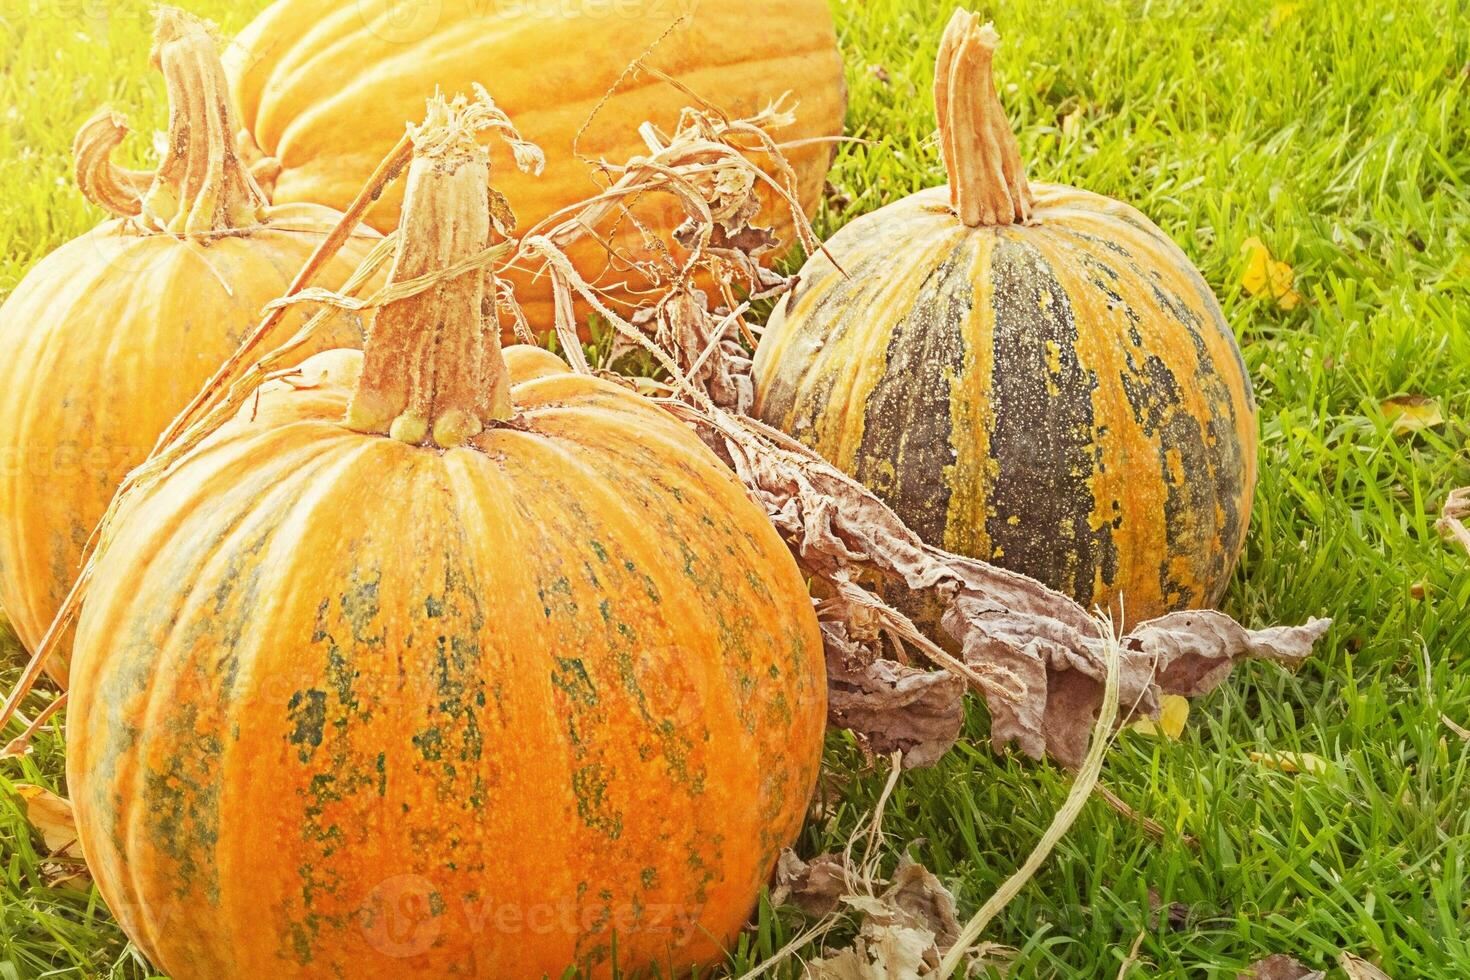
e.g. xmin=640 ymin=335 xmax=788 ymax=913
xmin=224 ymin=0 xmax=847 ymax=325
xmin=67 ymin=345 xmax=826 ymax=977
xmin=0 ymin=15 xmax=380 ymax=679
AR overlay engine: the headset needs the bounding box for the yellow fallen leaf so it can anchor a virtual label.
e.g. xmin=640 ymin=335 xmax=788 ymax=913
xmin=14 ymin=783 xmax=83 ymax=856
xmin=12 ymin=784 xmax=91 ymax=891
xmin=1131 ymin=694 xmax=1190 ymax=740
xmin=1250 ymin=751 xmax=1331 ymax=776
xmin=1240 ymin=237 xmax=1303 ymax=310
xmin=1380 ymin=395 xmax=1445 ymax=436
xmin=1268 ymin=2 xmax=1301 ymax=29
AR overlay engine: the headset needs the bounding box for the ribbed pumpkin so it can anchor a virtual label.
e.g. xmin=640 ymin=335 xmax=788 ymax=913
xmin=0 ymin=10 xmax=378 ymax=679
xmin=68 ymin=95 xmax=826 ymax=978
xmin=753 ymin=12 xmax=1257 ymax=623
xmin=223 ymin=0 xmax=847 ymax=326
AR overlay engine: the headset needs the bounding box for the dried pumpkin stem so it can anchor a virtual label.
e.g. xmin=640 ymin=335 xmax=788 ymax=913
xmin=74 ymin=7 xmax=267 ymax=235
xmin=346 ymin=96 xmax=512 ymax=448
xmin=935 ymin=11 xmax=1035 ymax=227
xmin=72 ymin=111 xmax=153 ymax=218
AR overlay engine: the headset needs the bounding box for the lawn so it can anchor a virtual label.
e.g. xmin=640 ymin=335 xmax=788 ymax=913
xmin=1 ymin=0 xmax=1468 ymax=976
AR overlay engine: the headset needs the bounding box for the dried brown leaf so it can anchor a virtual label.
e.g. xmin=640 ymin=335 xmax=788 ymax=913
xmin=668 ymin=403 xmax=1330 ymax=768
xmin=1146 ymin=888 xmax=1191 ymax=931
xmin=807 ymin=923 xmax=933 ymax=980
xmin=1239 ymin=954 xmax=1325 ymax=980
xmin=771 ymin=849 xmax=850 ymax=919
xmin=883 ymin=855 xmax=961 ymax=952
xmin=812 ymin=876 xmax=957 ymax=979
xmin=825 ymin=621 xmax=966 ymax=769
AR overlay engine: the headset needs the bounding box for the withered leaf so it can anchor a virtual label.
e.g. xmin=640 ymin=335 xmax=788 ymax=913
xmin=771 ymin=849 xmax=849 ymax=919
xmin=825 ymin=621 xmax=966 ymax=770
xmin=774 ymin=849 xmax=959 ymax=978
xmin=1339 ymin=952 xmax=1392 ymax=979
xmin=1239 ymin=954 xmax=1325 ymax=980
xmin=1146 ymin=888 xmax=1191 ymax=931
xmin=486 ymin=186 xmax=518 ymax=237
xmin=667 ymin=403 xmax=1330 ymax=768
xmin=882 ymin=855 xmax=961 ymax=952
xmin=808 ymin=924 xmax=933 ymax=980
xmin=13 ymin=783 xmax=92 ymax=891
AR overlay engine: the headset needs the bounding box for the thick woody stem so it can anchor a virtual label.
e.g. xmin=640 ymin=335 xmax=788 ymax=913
xmin=346 ymin=97 xmax=513 ymax=449
xmin=935 ymin=11 xmax=1035 ymax=227
xmin=73 ymin=7 xmax=267 ymax=235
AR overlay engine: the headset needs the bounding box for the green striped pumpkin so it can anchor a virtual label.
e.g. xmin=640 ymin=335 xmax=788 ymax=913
xmin=753 ymin=13 xmax=1257 ymax=623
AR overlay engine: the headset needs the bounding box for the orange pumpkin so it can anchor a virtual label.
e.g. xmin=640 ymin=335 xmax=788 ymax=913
xmin=68 ymin=94 xmax=826 ymax=978
xmin=224 ymin=0 xmax=847 ymax=327
xmin=0 ymin=9 xmax=379 ymax=679
xmin=753 ymin=13 xmax=1257 ymax=624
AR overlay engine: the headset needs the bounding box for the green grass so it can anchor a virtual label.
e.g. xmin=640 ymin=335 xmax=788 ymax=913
xmin=2 ymin=0 xmax=1468 ymax=976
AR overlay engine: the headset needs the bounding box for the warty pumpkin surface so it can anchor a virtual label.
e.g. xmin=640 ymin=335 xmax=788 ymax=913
xmin=753 ymin=13 xmax=1258 ymax=623
xmin=224 ymin=0 xmax=847 ymax=327
xmin=67 ymin=94 xmax=826 ymax=978
xmin=0 ymin=10 xmax=377 ymax=680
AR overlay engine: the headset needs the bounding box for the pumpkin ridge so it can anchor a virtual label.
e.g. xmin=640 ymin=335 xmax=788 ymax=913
xmin=94 ymin=434 xmax=367 ymax=971
xmin=852 ymin=236 xmax=980 ymax=544
xmin=819 ymin=227 xmax=964 ymax=461
xmin=1028 ymin=226 xmax=1243 ymax=609
xmin=249 ymin=7 xmax=840 ymax=161
xmin=941 ymin=232 xmax=1000 ymax=559
xmin=984 ymin=235 xmax=1107 ymax=602
xmin=0 ymin=242 xmax=167 ymax=635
